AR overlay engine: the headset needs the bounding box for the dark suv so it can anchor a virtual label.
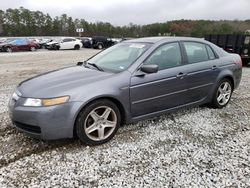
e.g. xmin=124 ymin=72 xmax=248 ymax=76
xmin=92 ymin=36 xmax=115 ymax=49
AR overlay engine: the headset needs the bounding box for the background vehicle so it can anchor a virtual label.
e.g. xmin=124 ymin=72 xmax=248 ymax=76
xmin=47 ymin=37 xmax=82 ymax=50
xmin=46 ymin=40 xmax=60 ymax=50
xmin=205 ymin=34 xmax=250 ymax=66
xmin=38 ymin=38 xmax=53 ymax=49
xmin=82 ymin=37 xmax=93 ymax=48
xmin=92 ymin=36 xmax=115 ymax=49
xmin=0 ymin=38 xmax=39 ymax=52
xmin=0 ymin=38 xmax=7 ymax=44
xmin=9 ymin=37 xmax=242 ymax=145
xmin=77 ymin=37 xmax=91 ymax=48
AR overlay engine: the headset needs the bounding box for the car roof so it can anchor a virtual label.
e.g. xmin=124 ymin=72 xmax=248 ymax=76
xmin=124 ymin=36 xmax=206 ymax=44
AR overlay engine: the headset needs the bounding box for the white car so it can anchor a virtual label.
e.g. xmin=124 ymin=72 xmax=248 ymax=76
xmin=47 ymin=37 xmax=82 ymax=50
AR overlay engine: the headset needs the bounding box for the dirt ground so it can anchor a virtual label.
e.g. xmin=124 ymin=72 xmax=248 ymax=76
xmin=0 ymin=49 xmax=249 ymax=187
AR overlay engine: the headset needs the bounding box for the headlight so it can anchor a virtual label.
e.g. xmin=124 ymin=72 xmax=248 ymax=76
xmin=24 ymin=98 xmax=42 ymax=106
xmin=23 ymin=96 xmax=69 ymax=107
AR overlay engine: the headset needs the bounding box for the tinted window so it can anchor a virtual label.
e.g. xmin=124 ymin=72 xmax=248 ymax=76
xmin=63 ymin=38 xmax=73 ymax=42
xmin=184 ymin=42 xmax=209 ymax=63
xmin=144 ymin=42 xmax=182 ymax=70
xmin=206 ymin=45 xmax=216 ymax=59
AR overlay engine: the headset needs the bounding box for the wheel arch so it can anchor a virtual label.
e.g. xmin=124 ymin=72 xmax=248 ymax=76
xmin=222 ymin=75 xmax=234 ymax=90
xmin=74 ymin=44 xmax=80 ymax=47
xmin=73 ymin=96 xmax=127 ymax=137
xmin=216 ymin=69 xmax=235 ymax=91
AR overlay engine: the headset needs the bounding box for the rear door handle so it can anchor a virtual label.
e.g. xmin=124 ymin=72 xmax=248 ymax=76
xmin=211 ymin=65 xmax=217 ymax=70
xmin=176 ymin=72 xmax=186 ymax=78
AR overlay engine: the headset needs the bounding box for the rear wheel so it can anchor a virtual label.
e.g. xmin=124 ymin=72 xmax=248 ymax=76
xmin=76 ymin=99 xmax=120 ymax=145
xmin=74 ymin=45 xmax=80 ymax=50
xmin=210 ymin=78 xmax=233 ymax=108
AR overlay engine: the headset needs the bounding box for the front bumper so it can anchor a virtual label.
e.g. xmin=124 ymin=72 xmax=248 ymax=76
xmin=9 ymin=100 xmax=83 ymax=140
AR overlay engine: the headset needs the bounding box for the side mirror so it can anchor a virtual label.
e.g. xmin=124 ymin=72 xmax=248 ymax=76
xmin=140 ymin=64 xmax=158 ymax=74
xmin=77 ymin=61 xmax=84 ymax=66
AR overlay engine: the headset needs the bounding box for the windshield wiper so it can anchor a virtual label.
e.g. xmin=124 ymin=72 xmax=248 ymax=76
xmin=87 ymin=62 xmax=104 ymax=72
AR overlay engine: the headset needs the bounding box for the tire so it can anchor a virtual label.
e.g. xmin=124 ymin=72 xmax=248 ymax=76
xmin=210 ymin=78 xmax=233 ymax=109
xmin=30 ymin=46 xmax=36 ymax=51
xmin=6 ymin=47 xmax=12 ymax=53
xmin=76 ymin=99 xmax=121 ymax=145
xmin=74 ymin=45 xmax=80 ymax=50
xmin=97 ymin=43 xmax=103 ymax=49
xmin=56 ymin=46 xmax=60 ymax=50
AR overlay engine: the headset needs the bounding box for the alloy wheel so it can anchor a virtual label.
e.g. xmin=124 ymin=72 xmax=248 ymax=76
xmin=84 ymin=106 xmax=117 ymax=141
xmin=30 ymin=47 xmax=36 ymax=51
xmin=216 ymin=81 xmax=232 ymax=106
xmin=6 ymin=47 xmax=12 ymax=52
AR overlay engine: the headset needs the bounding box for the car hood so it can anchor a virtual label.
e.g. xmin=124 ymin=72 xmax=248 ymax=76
xmin=18 ymin=66 xmax=113 ymax=98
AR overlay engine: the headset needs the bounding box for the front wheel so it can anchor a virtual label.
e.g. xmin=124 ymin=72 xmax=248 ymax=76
xmin=210 ymin=78 xmax=233 ymax=108
xmin=97 ymin=43 xmax=103 ymax=49
xmin=6 ymin=47 xmax=12 ymax=53
xmin=76 ymin=100 xmax=121 ymax=145
xmin=30 ymin=46 xmax=36 ymax=51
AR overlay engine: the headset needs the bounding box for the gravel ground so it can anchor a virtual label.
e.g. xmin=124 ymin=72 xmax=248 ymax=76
xmin=0 ymin=49 xmax=249 ymax=187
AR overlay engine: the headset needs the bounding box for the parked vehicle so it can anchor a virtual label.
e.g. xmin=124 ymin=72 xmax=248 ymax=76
xmin=9 ymin=37 xmax=242 ymax=145
xmin=0 ymin=38 xmax=39 ymax=52
xmin=76 ymin=37 xmax=91 ymax=48
xmin=38 ymin=38 xmax=53 ymax=49
xmin=47 ymin=37 xmax=82 ymax=50
xmin=82 ymin=37 xmax=93 ymax=48
xmin=46 ymin=40 xmax=60 ymax=50
xmin=205 ymin=34 xmax=250 ymax=66
xmin=92 ymin=36 xmax=115 ymax=49
xmin=0 ymin=38 xmax=7 ymax=44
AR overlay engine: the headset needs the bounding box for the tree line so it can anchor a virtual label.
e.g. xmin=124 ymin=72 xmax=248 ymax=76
xmin=0 ymin=7 xmax=250 ymax=38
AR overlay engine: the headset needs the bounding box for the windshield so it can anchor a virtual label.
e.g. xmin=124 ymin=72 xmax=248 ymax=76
xmin=87 ymin=42 xmax=151 ymax=73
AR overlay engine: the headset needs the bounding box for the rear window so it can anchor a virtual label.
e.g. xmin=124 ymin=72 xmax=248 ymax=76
xmin=206 ymin=45 xmax=216 ymax=60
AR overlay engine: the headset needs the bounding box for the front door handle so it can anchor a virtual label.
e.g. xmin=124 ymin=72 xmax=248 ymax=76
xmin=176 ymin=72 xmax=186 ymax=78
xmin=211 ymin=65 xmax=217 ymax=70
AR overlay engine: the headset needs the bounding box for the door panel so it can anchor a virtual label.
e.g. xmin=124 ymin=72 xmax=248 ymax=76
xmin=130 ymin=66 xmax=187 ymax=117
xmin=183 ymin=59 xmax=220 ymax=103
xmin=130 ymin=42 xmax=188 ymax=117
xmin=182 ymin=42 xmax=220 ymax=103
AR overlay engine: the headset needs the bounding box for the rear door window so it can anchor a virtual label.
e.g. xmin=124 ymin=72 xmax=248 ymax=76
xmin=183 ymin=42 xmax=209 ymax=64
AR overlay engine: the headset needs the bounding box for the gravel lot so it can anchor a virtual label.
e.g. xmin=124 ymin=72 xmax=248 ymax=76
xmin=0 ymin=49 xmax=249 ymax=187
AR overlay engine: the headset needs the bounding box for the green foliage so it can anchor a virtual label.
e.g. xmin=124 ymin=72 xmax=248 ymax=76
xmin=0 ymin=7 xmax=250 ymax=37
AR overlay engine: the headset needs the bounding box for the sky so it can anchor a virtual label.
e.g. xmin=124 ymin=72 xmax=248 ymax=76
xmin=0 ymin=0 xmax=249 ymax=25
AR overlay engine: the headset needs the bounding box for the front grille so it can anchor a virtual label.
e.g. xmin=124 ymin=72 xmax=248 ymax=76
xmin=14 ymin=121 xmax=41 ymax=134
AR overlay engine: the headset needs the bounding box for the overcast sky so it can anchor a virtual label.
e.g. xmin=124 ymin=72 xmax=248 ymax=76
xmin=0 ymin=0 xmax=249 ymax=25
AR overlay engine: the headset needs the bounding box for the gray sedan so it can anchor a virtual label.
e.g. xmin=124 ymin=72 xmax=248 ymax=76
xmin=8 ymin=37 xmax=242 ymax=145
